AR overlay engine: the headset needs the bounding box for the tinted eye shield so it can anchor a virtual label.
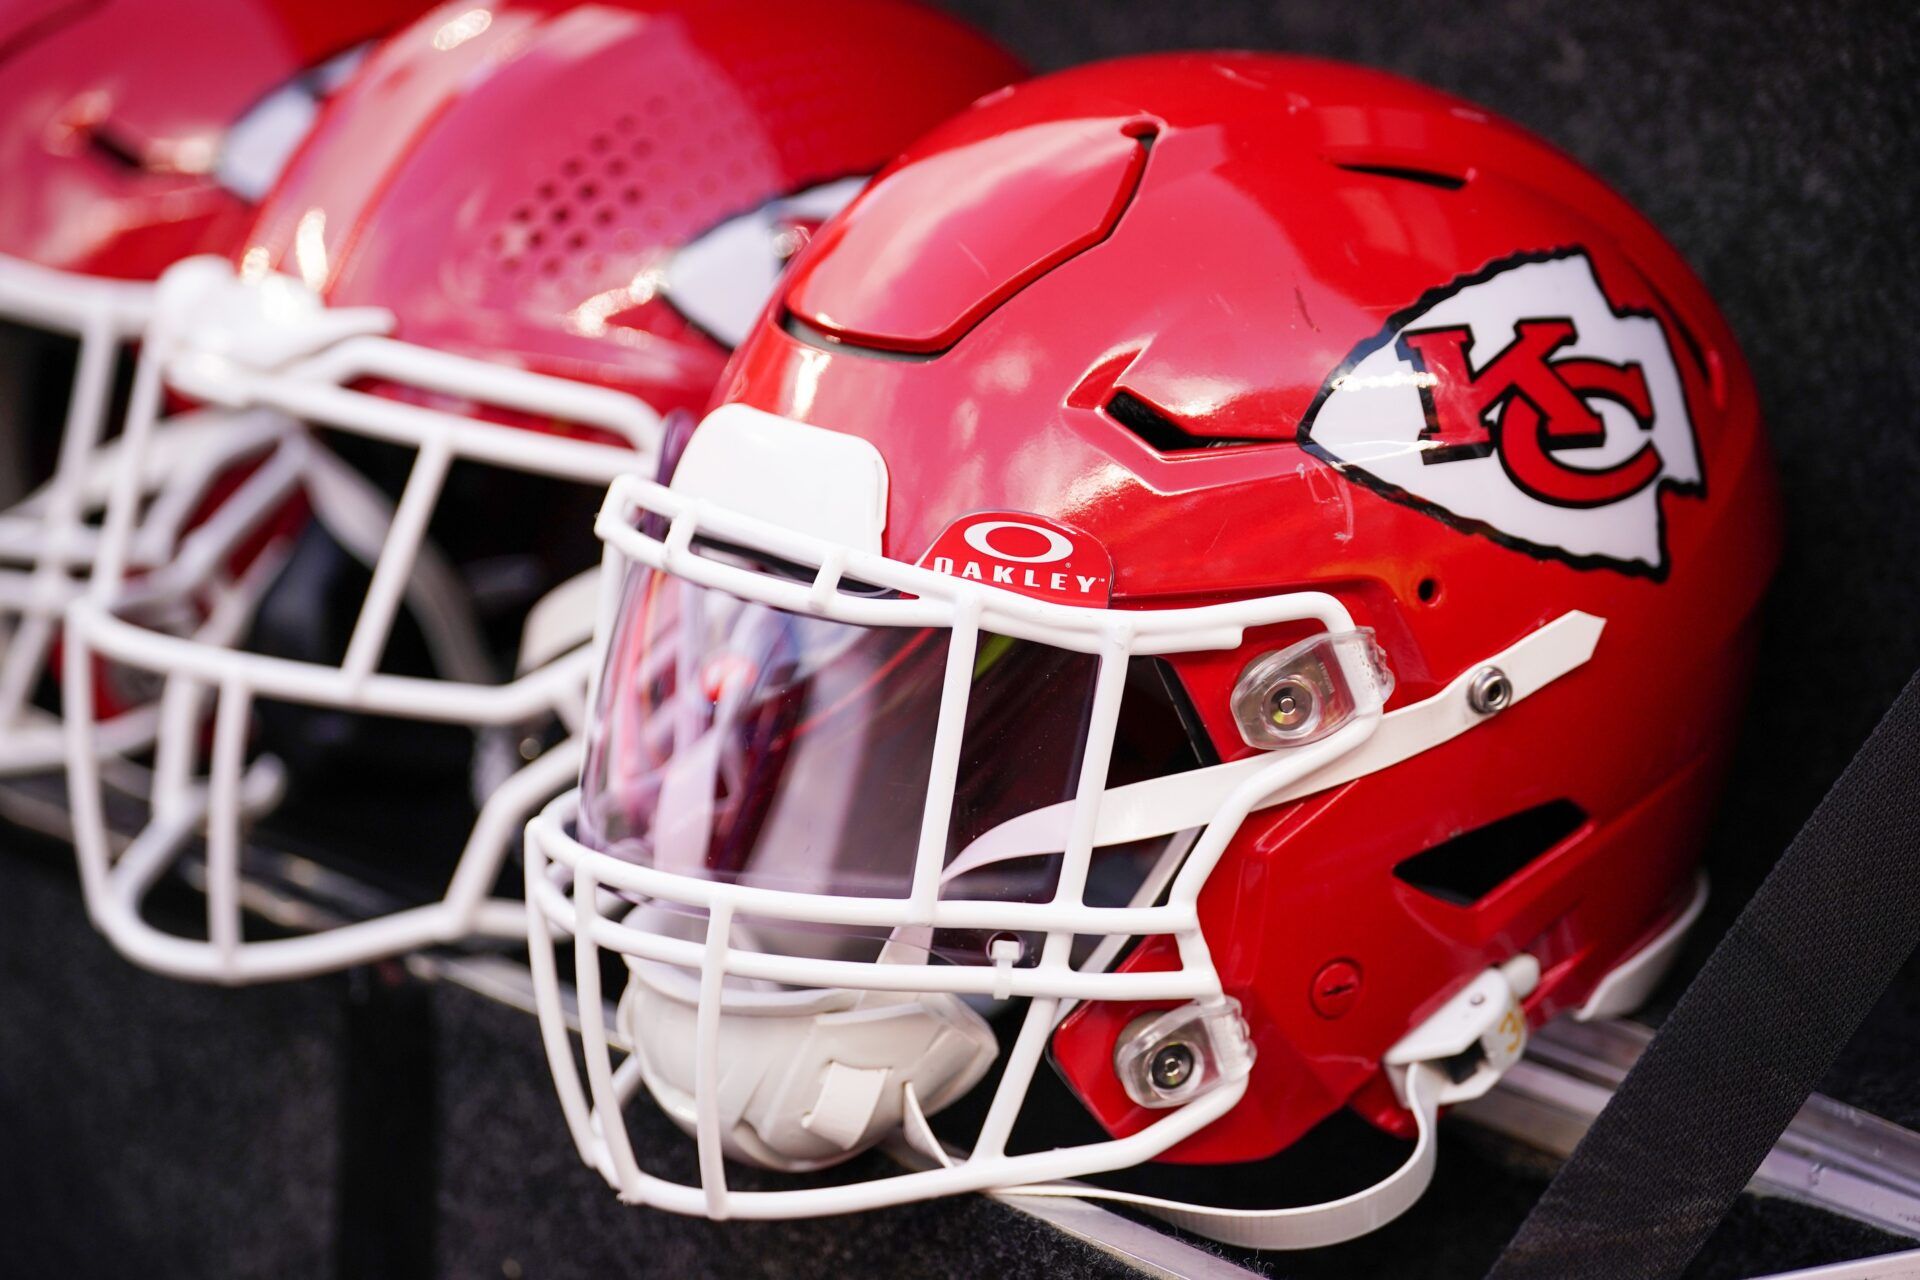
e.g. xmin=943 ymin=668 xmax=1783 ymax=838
xmin=577 ymin=551 xmax=1223 ymax=972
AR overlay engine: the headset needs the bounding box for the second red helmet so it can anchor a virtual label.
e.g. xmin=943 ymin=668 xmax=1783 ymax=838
xmin=58 ymin=0 xmax=1023 ymax=983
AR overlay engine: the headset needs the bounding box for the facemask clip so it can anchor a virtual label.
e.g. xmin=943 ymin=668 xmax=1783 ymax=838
xmin=1114 ymin=997 xmax=1256 ymax=1110
xmin=1230 ymin=628 xmax=1394 ymax=750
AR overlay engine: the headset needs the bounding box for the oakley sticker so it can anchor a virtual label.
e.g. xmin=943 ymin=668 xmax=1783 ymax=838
xmin=918 ymin=511 xmax=1112 ymax=606
xmin=1298 ymin=248 xmax=1704 ymax=577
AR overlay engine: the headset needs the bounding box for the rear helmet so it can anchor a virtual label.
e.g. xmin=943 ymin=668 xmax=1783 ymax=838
xmin=59 ymin=0 xmax=1022 ymax=982
xmin=0 ymin=0 xmax=431 ymax=775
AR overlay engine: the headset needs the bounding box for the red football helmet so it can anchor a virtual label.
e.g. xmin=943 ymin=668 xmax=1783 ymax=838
xmin=527 ymin=53 xmax=1781 ymax=1244
xmin=61 ymin=0 xmax=1023 ymax=982
xmin=0 ymin=0 xmax=428 ymax=773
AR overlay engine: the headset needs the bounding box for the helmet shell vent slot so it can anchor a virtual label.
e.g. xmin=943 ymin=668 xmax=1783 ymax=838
xmin=1394 ymin=799 xmax=1588 ymax=906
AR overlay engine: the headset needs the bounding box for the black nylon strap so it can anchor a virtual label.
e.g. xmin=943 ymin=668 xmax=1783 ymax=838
xmin=1488 ymin=667 xmax=1920 ymax=1280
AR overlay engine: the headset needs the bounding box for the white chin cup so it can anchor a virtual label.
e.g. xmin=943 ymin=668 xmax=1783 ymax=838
xmin=616 ymin=943 xmax=998 ymax=1173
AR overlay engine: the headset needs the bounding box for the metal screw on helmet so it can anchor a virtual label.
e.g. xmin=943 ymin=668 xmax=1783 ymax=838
xmin=1265 ymin=675 xmax=1317 ymax=735
xmin=1114 ymin=1000 xmax=1252 ymax=1109
xmin=1468 ymin=665 xmax=1513 ymax=715
xmin=1149 ymin=1041 xmax=1196 ymax=1093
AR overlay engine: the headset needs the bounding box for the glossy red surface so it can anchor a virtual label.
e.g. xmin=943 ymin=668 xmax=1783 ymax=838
xmin=788 ymin=113 xmax=1151 ymax=353
xmin=716 ymin=54 xmax=1782 ymax=1164
xmin=0 ymin=0 xmax=426 ymax=276
xmin=239 ymin=0 xmax=1024 ymax=420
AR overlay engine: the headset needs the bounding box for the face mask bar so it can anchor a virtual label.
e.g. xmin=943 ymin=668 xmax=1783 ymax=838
xmin=523 ymin=471 xmax=1391 ymax=1219
xmin=62 ymin=256 xmax=663 ymax=983
xmin=526 ymin=470 xmax=1610 ymax=1229
xmin=0 ymin=254 xmax=156 ymax=772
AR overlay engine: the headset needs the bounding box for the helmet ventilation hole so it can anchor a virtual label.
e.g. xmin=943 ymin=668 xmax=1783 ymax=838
xmin=484 ymin=118 xmax=671 ymax=287
xmin=1105 ymin=390 xmax=1265 ymax=453
xmin=1330 ymin=159 xmax=1467 ymax=190
xmin=1394 ymin=800 xmax=1588 ymax=907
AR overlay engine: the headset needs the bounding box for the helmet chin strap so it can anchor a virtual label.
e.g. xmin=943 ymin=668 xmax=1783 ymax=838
xmin=932 ymin=957 xmax=1541 ymax=1250
xmin=1008 ymin=1061 xmax=1451 ymax=1250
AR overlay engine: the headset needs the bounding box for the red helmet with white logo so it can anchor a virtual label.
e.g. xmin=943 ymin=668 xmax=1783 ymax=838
xmin=528 ymin=53 xmax=1780 ymax=1244
xmin=61 ymin=0 xmax=1022 ymax=983
xmin=0 ymin=0 xmax=428 ymax=773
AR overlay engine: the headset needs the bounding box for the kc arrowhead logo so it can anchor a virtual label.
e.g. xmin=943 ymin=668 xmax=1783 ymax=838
xmin=1299 ymin=249 xmax=1704 ymax=577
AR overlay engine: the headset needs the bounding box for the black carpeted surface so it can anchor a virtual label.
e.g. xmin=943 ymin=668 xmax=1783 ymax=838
xmin=0 ymin=836 xmax=342 ymax=1277
xmin=1 ymin=0 xmax=1916 ymax=1277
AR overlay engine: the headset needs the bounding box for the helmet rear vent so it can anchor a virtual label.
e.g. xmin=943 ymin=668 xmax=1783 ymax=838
xmin=1106 ymin=390 xmax=1264 ymax=453
xmin=493 ymin=129 xmax=651 ymax=284
xmin=1329 ymin=160 xmax=1467 ymax=191
xmin=1393 ymin=799 xmax=1587 ymax=907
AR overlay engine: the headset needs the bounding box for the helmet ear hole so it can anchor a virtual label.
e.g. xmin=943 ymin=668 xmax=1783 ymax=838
xmin=1393 ymin=800 xmax=1589 ymax=907
xmin=1416 ymin=576 xmax=1441 ymax=605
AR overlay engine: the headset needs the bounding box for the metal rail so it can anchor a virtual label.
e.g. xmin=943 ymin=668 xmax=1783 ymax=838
xmin=1457 ymin=1017 xmax=1920 ymax=1242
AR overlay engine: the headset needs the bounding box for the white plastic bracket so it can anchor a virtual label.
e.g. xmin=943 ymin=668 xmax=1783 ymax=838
xmin=1384 ymin=956 xmax=1537 ymax=1107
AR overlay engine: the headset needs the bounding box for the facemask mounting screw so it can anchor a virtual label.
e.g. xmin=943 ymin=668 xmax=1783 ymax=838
xmin=1467 ymin=665 xmax=1513 ymax=715
xmin=1115 ymin=1000 xmax=1253 ymax=1109
xmin=1149 ymin=1041 xmax=1196 ymax=1093
xmin=1265 ymin=675 xmax=1318 ymax=735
